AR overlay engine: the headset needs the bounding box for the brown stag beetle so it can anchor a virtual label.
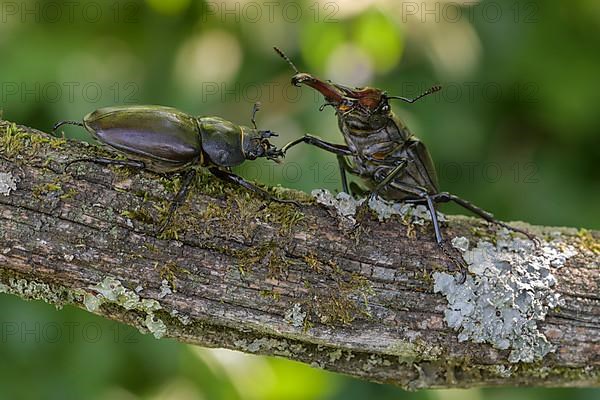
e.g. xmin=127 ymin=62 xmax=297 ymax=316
xmin=53 ymin=102 xmax=297 ymax=233
xmin=274 ymin=47 xmax=537 ymax=271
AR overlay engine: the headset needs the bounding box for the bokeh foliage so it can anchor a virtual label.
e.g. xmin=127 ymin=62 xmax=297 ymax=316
xmin=0 ymin=0 xmax=598 ymax=398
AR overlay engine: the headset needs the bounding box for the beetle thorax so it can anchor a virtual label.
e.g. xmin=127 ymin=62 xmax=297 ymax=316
xmin=197 ymin=116 xmax=246 ymax=167
xmin=338 ymin=111 xmax=417 ymax=176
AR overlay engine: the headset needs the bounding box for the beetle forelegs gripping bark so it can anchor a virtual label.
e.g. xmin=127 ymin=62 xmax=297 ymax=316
xmin=378 ymin=180 xmax=443 ymax=244
xmin=386 ymin=181 xmax=468 ymax=278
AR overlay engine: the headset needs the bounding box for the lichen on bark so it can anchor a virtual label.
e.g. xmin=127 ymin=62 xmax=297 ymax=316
xmin=434 ymin=233 xmax=576 ymax=363
xmin=1 ymin=119 xmax=599 ymax=388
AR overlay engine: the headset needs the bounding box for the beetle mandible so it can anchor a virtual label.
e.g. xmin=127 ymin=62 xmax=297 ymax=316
xmin=53 ymin=103 xmax=297 ymax=232
xmin=274 ymin=47 xmax=536 ymax=257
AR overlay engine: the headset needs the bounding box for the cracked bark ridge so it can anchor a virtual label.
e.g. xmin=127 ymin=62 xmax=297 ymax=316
xmin=0 ymin=120 xmax=599 ymax=389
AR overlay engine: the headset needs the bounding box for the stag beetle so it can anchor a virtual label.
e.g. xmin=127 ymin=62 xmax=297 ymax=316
xmin=274 ymin=47 xmax=536 ymax=259
xmin=53 ymin=103 xmax=297 ymax=232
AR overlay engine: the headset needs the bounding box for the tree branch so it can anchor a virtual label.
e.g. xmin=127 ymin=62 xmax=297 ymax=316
xmin=0 ymin=120 xmax=598 ymax=389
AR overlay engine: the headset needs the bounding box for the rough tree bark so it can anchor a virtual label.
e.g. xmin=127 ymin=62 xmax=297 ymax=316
xmin=0 ymin=120 xmax=598 ymax=389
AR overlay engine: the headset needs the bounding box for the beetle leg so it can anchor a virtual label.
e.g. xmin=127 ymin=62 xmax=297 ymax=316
xmin=337 ymin=154 xmax=360 ymax=173
xmin=388 ymin=181 xmax=467 ymax=281
xmin=208 ymin=167 xmax=300 ymax=207
xmin=338 ymin=157 xmax=349 ymax=193
xmin=429 ymin=192 xmax=538 ymax=244
xmin=387 ymin=181 xmax=445 ymax=244
xmin=281 ymin=134 xmax=354 ymax=156
xmin=353 ymin=160 xmax=410 ymax=228
xmin=282 ymin=134 xmax=355 ymax=194
xmin=52 ymin=120 xmax=84 ymax=135
xmin=422 ymin=194 xmax=468 ymax=281
xmin=381 ymin=181 xmax=441 ymax=239
xmin=336 ymin=155 xmax=360 ymax=194
xmin=158 ymin=169 xmax=197 ymax=234
xmin=64 ymin=157 xmax=146 ymax=173
xmin=370 ymin=159 xmax=410 ymax=195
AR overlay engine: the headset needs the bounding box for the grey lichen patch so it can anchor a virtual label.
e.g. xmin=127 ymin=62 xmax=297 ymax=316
xmin=493 ymin=365 xmax=514 ymax=378
xmin=312 ymin=189 xmax=363 ymax=224
xmin=0 ymin=277 xmax=79 ymax=309
xmin=367 ymin=195 xmax=446 ymax=225
xmin=144 ymin=314 xmax=167 ymax=339
xmin=233 ymin=337 xmax=306 ymax=358
xmin=387 ymin=339 xmax=443 ymax=363
xmin=328 ymin=349 xmax=343 ymax=363
xmin=362 ymin=354 xmax=387 ymax=372
xmin=284 ymin=303 xmax=307 ymax=328
xmin=158 ymin=279 xmax=173 ymax=299
xmin=83 ymin=293 xmax=102 ymax=311
xmin=451 ymin=236 xmax=470 ymax=252
xmin=82 ymin=276 xmax=167 ymax=339
xmin=0 ymin=172 xmax=17 ymax=196
xmin=434 ymin=232 xmax=577 ymax=363
xmin=169 ymin=309 xmax=192 ymax=326
xmin=311 ymin=189 xmax=445 ymax=226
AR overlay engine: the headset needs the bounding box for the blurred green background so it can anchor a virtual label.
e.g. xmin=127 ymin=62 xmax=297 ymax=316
xmin=1 ymin=0 xmax=598 ymax=398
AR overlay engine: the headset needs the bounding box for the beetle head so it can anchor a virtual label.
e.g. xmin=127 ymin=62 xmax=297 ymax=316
xmin=292 ymin=73 xmax=441 ymax=130
xmin=274 ymin=47 xmax=438 ymax=128
xmin=274 ymin=48 xmax=387 ymax=117
xmin=292 ymin=73 xmax=391 ymax=117
xmin=242 ymin=129 xmax=284 ymax=162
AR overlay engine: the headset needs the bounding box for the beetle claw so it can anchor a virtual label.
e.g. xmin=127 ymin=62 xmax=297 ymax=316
xmin=438 ymin=240 xmax=468 ymax=283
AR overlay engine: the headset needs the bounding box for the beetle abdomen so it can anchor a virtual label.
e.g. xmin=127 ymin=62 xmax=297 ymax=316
xmin=342 ymin=113 xmax=439 ymax=200
xmin=83 ymin=106 xmax=201 ymax=172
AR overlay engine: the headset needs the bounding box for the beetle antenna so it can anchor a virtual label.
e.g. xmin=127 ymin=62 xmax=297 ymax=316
xmin=273 ymin=47 xmax=299 ymax=74
xmin=250 ymin=102 xmax=261 ymax=129
xmin=386 ymin=85 xmax=442 ymax=104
